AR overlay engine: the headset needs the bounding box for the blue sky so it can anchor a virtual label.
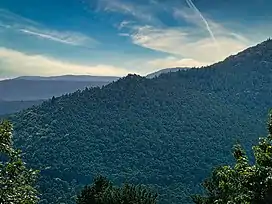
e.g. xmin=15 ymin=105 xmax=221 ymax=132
xmin=0 ymin=0 xmax=271 ymax=77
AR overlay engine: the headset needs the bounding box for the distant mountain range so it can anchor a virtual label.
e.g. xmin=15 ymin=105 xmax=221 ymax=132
xmin=146 ymin=67 xmax=190 ymax=78
xmin=0 ymin=75 xmax=119 ymax=115
xmin=0 ymin=75 xmax=119 ymax=101
xmin=15 ymin=75 xmax=120 ymax=82
xmin=0 ymin=69 xmax=190 ymax=115
xmin=1 ymin=68 xmax=188 ymax=101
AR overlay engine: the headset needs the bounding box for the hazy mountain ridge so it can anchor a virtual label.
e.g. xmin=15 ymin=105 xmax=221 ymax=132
xmin=146 ymin=67 xmax=190 ymax=78
xmin=0 ymin=70 xmax=189 ymax=115
xmin=0 ymin=75 xmax=119 ymax=101
xmin=0 ymin=76 xmax=120 ymax=115
xmin=14 ymin=75 xmax=120 ymax=82
xmin=7 ymin=39 xmax=272 ymax=204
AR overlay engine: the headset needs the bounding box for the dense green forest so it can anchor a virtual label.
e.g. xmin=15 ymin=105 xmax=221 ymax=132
xmin=2 ymin=113 xmax=272 ymax=204
xmin=6 ymin=39 xmax=272 ymax=203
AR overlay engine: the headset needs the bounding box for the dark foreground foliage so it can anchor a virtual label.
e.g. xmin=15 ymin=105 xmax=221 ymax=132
xmin=76 ymin=176 xmax=158 ymax=204
xmin=192 ymin=111 xmax=272 ymax=204
xmin=0 ymin=121 xmax=39 ymax=203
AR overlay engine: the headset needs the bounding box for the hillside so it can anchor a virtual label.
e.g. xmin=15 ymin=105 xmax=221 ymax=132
xmin=8 ymin=39 xmax=272 ymax=204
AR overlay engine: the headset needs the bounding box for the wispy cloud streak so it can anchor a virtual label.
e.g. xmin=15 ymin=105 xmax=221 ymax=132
xmin=0 ymin=9 xmax=98 ymax=47
xmin=185 ymin=0 xmax=220 ymax=51
xmin=19 ymin=29 xmax=97 ymax=47
xmin=98 ymin=0 xmax=161 ymax=25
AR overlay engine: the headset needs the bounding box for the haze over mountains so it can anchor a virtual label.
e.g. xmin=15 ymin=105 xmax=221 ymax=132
xmin=0 ymin=75 xmax=120 ymax=101
xmin=0 ymin=75 xmax=120 ymax=115
xmin=15 ymin=75 xmax=121 ymax=82
xmin=7 ymin=39 xmax=272 ymax=203
xmin=0 ymin=69 xmax=188 ymax=115
xmin=146 ymin=67 xmax=190 ymax=78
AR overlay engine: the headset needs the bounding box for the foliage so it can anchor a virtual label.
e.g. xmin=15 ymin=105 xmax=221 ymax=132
xmin=76 ymin=176 xmax=158 ymax=204
xmin=7 ymin=39 xmax=272 ymax=203
xmin=192 ymin=111 xmax=272 ymax=204
xmin=0 ymin=120 xmax=39 ymax=204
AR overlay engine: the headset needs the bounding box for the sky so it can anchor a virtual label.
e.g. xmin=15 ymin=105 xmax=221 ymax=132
xmin=0 ymin=0 xmax=271 ymax=77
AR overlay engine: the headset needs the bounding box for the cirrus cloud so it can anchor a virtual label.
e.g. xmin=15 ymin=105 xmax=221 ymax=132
xmin=0 ymin=9 xmax=98 ymax=48
xmin=147 ymin=56 xmax=209 ymax=69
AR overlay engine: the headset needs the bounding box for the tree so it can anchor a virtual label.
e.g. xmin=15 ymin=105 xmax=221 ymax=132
xmin=192 ymin=110 xmax=272 ymax=204
xmin=0 ymin=120 xmax=39 ymax=204
xmin=76 ymin=175 xmax=158 ymax=204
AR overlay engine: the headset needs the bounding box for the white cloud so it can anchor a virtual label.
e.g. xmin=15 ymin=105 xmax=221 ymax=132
xmin=112 ymin=1 xmax=259 ymax=67
xmin=118 ymin=20 xmax=133 ymax=30
xmin=98 ymin=0 xmax=160 ymax=24
xmin=147 ymin=56 xmax=209 ymax=69
xmin=19 ymin=29 xmax=97 ymax=47
xmin=130 ymin=25 xmax=247 ymax=62
xmin=173 ymin=7 xmax=250 ymax=44
xmin=0 ymin=9 xmax=97 ymax=47
xmin=120 ymin=19 xmax=253 ymax=65
xmin=0 ymin=47 xmax=132 ymax=77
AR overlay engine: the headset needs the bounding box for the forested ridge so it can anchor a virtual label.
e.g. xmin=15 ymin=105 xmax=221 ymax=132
xmin=7 ymin=39 xmax=272 ymax=203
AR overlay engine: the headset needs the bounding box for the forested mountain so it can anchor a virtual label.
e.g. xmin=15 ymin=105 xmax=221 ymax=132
xmin=8 ymin=39 xmax=272 ymax=204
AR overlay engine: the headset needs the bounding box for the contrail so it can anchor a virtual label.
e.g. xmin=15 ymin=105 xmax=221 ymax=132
xmin=185 ymin=0 xmax=220 ymax=51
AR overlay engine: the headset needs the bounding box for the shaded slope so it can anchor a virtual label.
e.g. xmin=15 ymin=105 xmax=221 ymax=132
xmin=9 ymin=39 xmax=272 ymax=204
